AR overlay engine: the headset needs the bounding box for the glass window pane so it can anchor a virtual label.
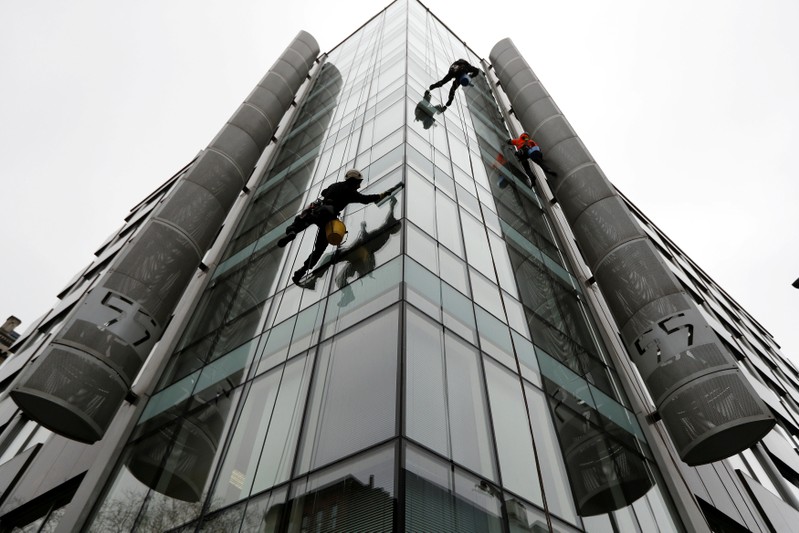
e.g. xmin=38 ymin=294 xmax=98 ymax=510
xmin=524 ymin=383 xmax=580 ymax=524
xmin=484 ymin=359 xmax=543 ymax=506
xmin=251 ymin=354 xmax=316 ymax=493
xmin=289 ymin=444 xmax=395 ymax=532
xmin=407 ymin=167 xmax=437 ymax=236
xmin=470 ymin=269 xmax=504 ymax=320
xmin=461 ymin=212 xmax=496 ymax=281
xmin=406 ymin=222 xmax=438 ymax=275
xmin=210 ymin=367 xmax=283 ymax=510
xmin=436 ymin=190 xmax=464 ymax=257
xmin=512 ymin=331 xmax=542 ymax=387
xmin=241 ymin=486 xmax=288 ymax=532
xmin=321 ymin=256 xmax=402 ymax=338
xmin=446 ymin=332 xmax=497 ymax=480
xmin=405 ymin=444 xmax=502 ymax=533
xmin=405 ymin=307 xmax=449 ymax=456
xmin=476 ymin=306 xmax=516 ymax=370
xmin=405 ymin=256 xmax=442 ymax=321
xmin=442 ymin=283 xmax=477 ymax=345
xmin=299 ymin=305 xmax=399 ymax=472
xmin=439 ymin=247 xmax=469 ymax=295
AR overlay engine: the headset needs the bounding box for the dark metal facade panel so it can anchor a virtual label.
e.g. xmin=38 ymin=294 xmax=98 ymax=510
xmin=0 ymin=436 xmax=97 ymax=516
xmin=572 ymin=195 xmax=646 ymax=271
xmin=0 ymin=444 xmax=39 ymax=503
xmin=552 ymin=164 xmax=616 ymax=225
xmin=155 ymin=180 xmax=229 ymax=253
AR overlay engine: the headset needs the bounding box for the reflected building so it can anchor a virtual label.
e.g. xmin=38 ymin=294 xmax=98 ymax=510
xmin=0 ymin=317 xmax=20 ymax=365
xmin=0 ymin=1 xmax=799 ymax=532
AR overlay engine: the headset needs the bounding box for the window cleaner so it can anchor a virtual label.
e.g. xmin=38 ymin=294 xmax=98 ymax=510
xmin=277 ymin=169 xmax=403 ymax=285
xmin=429 ymin=59 xmax=481 ymax=109
xmin=507 ymin=132 xmax=558 ymax=178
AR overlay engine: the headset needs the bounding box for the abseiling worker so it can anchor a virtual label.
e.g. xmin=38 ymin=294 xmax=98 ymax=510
xmin=278 ymin=169 xmax=401 ymax=284
xmin=429 ymin=58 xmax=481 ymax=108
xmin=507 ymin=132 xmax=558 ymax=177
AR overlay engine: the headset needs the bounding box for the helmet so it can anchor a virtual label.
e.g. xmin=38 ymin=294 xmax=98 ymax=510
xmin=345 ymin=169 xmax=363 ymax=181
xmin=520 ymin=132 xmax=530 ymax=140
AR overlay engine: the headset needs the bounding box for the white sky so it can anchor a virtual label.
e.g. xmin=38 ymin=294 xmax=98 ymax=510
xmin=1 ymin=1 xmax=797 ymax=363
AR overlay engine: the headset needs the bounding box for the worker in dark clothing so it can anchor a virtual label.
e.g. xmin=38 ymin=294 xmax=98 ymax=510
xmin=507 ymin=132 xmax=558 ymax=178
xmin=278 ymin=169 xmax=402 ymax=284
xmin=429 ymin=59 xmax=481 ymax=108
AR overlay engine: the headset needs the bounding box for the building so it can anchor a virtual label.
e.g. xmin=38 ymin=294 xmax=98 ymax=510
xmin=0 ymin=1 xmax=797 ymax=531
xmin=0 ymin=317 xmax=20 ymax=365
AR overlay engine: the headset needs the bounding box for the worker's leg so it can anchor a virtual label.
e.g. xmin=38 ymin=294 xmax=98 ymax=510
xmin=530 ymin=151 xmax=558 ymax=177
xmin=445 ymin=80 xmax=459 ymax=107
xmin=293 ymin=226 xmax=329 ymax=283
xmin=278 ymin=213 xmax=312 ymax=247
xmin=429 ymin=72 xmax=454 ymax=90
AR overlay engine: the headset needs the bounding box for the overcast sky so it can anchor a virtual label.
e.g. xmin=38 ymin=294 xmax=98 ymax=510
xmin=1 ymin=1 xmax=797 ymax=363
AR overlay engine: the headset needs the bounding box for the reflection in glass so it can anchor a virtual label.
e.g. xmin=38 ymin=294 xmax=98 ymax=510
xmin=288 ymin=444 xmax=395 ymax=532
xmin=126 ymin=388 xmax=238 ymax=504
xmin=414 ymin=90 xmax=446 ymax=129
xmin=405 ymin=444 xmax=503 ymax=533
xmin=484 ymin=359 xmax=543 ymax=506
xmin=210 ymin=353 xmax=314 ymax=510
xmin=544 ymin=380 xmax=654 ymax=516
xmin=299 ymin=306 xmax=399 ymax=472
xmin=297 ymin=194 xmax=402 ymax=310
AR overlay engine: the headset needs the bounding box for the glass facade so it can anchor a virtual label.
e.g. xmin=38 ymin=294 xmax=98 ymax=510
xmin=1 ymin=1 xmax=799 ymax=532
xmin=82 ymin=2 xmax=681 ymax=531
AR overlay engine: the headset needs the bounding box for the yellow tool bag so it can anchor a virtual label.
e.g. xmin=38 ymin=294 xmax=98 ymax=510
xmin=325 ymin=218 xmax=347 ymax=245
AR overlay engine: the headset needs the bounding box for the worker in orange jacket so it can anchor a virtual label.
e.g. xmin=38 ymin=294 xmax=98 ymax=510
xmin=507 ymin=132 xmax=557 ymax=177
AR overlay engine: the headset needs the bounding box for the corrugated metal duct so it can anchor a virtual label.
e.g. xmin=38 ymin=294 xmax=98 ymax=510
xmin=11 ymin=32 xmax=320 ymax=444
xmin=489 ymin=38 xmax=774 ymax=465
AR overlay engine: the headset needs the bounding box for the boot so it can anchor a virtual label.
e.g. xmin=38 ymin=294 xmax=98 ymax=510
xmin=278 ymin=231 xmax=296 ymax=248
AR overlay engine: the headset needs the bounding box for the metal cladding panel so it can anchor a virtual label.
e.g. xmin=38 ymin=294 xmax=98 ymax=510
xmin=620 ymin=292 xmax=692 ymax=346
xmin=529 ymin=113 xmax=575 ymax=152
xmin=0 ymin=444 xmax=38 ymax=501
xmin=11 ymin=31 xmax=319 ymax=442
xmin=109 ymin=221 xmax=201 ymax=316
xmin=184 ymin=149 xmax=246 ymax=208
xmin=553 ymin=165 xmax=617 ymax=224
xmin=593 ymin=239 xmax=683 ymax=326
xmin=521 ymin=97 xmax=562 ymax=131
xmin=228 ymin=102 xmax=275 ymax=149
xmin=552 ymin=400 xmax=654 ymax=516
xmin=11 ymin=346 xmax=127 ymax=443
xmin=270 ymin=57 xmax=304 ymax=92
xmin=512 ymin=86 xmax=549 ymax=120
xmin=659 ymin=370 xmax=775 ymax=465
xmin=59 ymin=319 xmax=143 ymax=380
xmin=248 ymin=85 xmax=294 ymax=130
xmin=572 ymin=196 xmax=646 ymax=270
xmin=506 ymin=75 xmax=545 ymax=105
xmin=254 ymin=72 xmax=295 ymax=110
xmin=491 ymin=37 xmax=775 ymax=464
xmin=208 ymin=123 xmax=262 ymax=178
xmin=155 ymin=180 xmax=228 ymax=252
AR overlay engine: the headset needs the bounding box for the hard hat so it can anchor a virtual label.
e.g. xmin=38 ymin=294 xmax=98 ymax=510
xmin=345 ymin=169 xmax=363 ymax=181
xmin=520 ymin=132 xmax=530 ymax=139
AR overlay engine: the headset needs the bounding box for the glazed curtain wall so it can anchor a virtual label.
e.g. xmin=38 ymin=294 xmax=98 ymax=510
xmin=86 ymin=1 xmax=681 ymax=531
